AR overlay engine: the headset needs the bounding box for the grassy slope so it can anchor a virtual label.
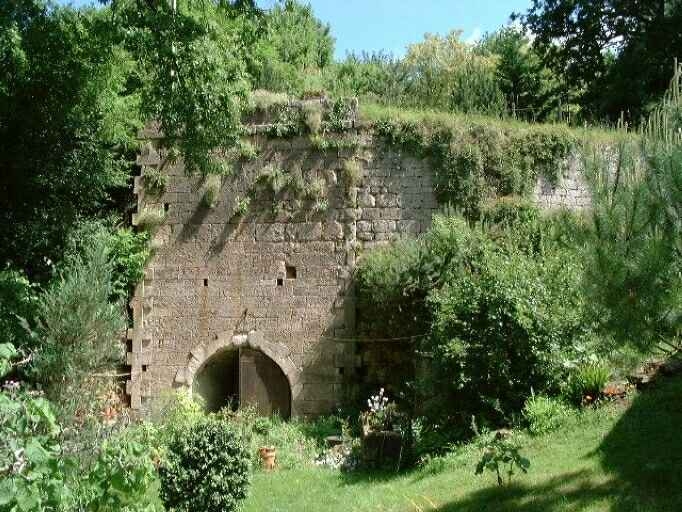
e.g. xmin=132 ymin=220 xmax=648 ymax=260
xmin=244 ymin=375 xmax=682 ymax=512
xmin=359 ymin=101 xmax=634 ymax=145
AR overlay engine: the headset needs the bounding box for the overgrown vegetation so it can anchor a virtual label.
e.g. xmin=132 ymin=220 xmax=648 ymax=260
xmin=2 ymin=0 xmax=682 ymax=509
xmin=371 ymin=112 xmax=576 ymax=215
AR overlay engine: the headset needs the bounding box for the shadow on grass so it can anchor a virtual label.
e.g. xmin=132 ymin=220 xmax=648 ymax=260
xmin=434 ymin=376 xmax=682 ymax=512
xmin=433 ymin=470 xmax=618 ymax=512
xmin=596 ymin=375 xmax=682 ymax=511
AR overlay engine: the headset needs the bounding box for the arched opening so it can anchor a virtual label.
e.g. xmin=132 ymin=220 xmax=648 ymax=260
xmin=193 ymin=348 xmax=239 ymax=412
xmin=192 ymin=347 xmax=291 ymax=418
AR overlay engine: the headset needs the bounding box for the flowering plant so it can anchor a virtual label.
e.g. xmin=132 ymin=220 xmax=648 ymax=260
xmin=360 ymin=388 xmax=397 ymax=432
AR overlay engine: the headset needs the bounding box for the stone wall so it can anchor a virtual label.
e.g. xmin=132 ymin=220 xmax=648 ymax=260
xmin=127 ymin=120 xmax=592 ymax=416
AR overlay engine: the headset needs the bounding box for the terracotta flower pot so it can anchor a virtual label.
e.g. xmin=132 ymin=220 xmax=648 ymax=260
xmin=259 ymin=446 xmax=277 ymax=471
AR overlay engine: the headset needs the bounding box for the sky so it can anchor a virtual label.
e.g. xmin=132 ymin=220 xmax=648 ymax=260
xmin=265 ymin=0 xmax=533 ymax=58
xmin=60 ymin=0 xmax=532 ymax=58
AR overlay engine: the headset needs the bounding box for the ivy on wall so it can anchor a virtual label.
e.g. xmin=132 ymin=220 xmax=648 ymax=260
xmin=373 ymin=117 xmax=576 ymax=217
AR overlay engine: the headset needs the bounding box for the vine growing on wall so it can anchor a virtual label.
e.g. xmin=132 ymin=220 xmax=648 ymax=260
xmin=373 ymin=116 xmax=576 ymax=217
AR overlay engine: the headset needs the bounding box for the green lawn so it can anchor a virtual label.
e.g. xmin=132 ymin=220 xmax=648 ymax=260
xmin=244 ymin=375 xmax=682 ymax=512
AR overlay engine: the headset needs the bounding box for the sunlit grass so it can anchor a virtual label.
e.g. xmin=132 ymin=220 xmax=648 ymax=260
xmin=244 ymin=375 xmax=682 ymax=512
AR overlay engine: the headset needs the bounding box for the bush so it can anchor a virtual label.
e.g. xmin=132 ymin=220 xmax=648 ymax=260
xmin=522 ymin=394 xmax=571 ymax=435
xmin=220 ymin=406 xmax=341 ymax=470
xmin=565 ymin=363 xmax=611 ymax=405
xmin=159 ymin=417 xmax=250 ymax=512
xmin=0 ymin=344 xmax=75 ymax=512
xmin=201 ymin=175 xmax=222 ymax=209
xmin=373 ymin=114 xmax=574 ymax=218
xmin=107 ymin=228 xmax=150 ymax=301
xmin=28 ymin=231 xmax=125 ymax=405
xmin=356 ymin=212 xmax=590 ymax=443
xmin=82 ymin=427 xmax=164 ymax=512
xmin=0 ymin=269 xmax=38 ymax=351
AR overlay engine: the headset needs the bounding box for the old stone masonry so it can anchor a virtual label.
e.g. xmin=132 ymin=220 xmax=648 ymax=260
xmin=126 ymin=100 xmax=592 ymax=417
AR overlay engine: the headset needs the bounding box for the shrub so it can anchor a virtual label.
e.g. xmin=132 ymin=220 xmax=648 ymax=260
xmin=28 ymin=232 xmax=125 ymax=405
xmin=0 ymin=268 xmax=38 ymax=351
xmin=356 ymin=212 xmax=590 ymax=442
xmin=304 ymin=177 xmax=327 ymax=201
xmin=565 ymin=363 xmax=611 ymax=405
xmin=522 ymin=394 xmax=571 ymax=435
xmin=82 ymin=427 xmax=163 ymax=512
xmin=302 ymin=103 xmax=323 ymax=134
xmin=236 ymin=140 xmax=259 ymax=161
xmin=402 ymin=31 xmax=505 ymax=115
xmin=107 ymin=228 xmax=150 ymax=301
xmin=136 ymin=207 xmax=166 ymax=231
xmin=474 ymin=430 xmax=530 ymax=487
xmin=219 ymin=406 xmax=342 ymax=470
xmin=0 ymin=344 xmax=75 ymax=512
xmin=232 ymin=196 xmax=251 ymax=218
xmin=159 ymin=417 xmax=250 ymax=512
xmin=373 ymin=115 xmax=575 ymax=217
xmin=342 ymin=159 xmax=361 ymax=198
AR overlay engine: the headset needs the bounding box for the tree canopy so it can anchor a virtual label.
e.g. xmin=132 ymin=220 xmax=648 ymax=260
xmin=517 ymin=0 xmax=682 ymax=121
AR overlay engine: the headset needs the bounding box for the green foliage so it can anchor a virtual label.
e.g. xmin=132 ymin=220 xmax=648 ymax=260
xmin=564 ymin=363 xmax=611 ymax=406
xmin=82 ymin=428 xmax=163 ymax=512
xmin=135 ymin=207 xmax=166 ymax=232
xmin=583 ymin=65 xmax=682 ymax=348
xmin=107 ymin=228 xmax=149 ymax=301
xmin=143 ymin=167 xmax=168 ymax=197
xmin=0 ymin=353 xmax=75 ymax=512
xmin=221 ymin=406 xmax=341 ymax=470
xmin=28 ymin=231 xmax=125 ymax=403
xmin=401 ymin=31 xmax=505 ymax=116
xmin=474 ymin=430 xmax=530 ymax=487
xmin=0 ymin=269 xmax=38 ymax=351
xmin=304 ymin=177 xmax=326 ymax=201
xmin=302 ymin=102 xmax=323 ymax=134
xmin=342 ymin=159 xmax=362 ymax=198
xmin=0 ymin=2 xmax=140 ymax=279
xmin=159 ymin=416 xmax=251 ymax=512
xmin=255 ymin=0 xmax=334 ymax=93
xmin=113 ymin=0 xmax=253 ymax=176
xmin=309 ymin=134 xmax=360 ymax=152
xmin=324 ymin=51 xmax=406 ymax=101
xmin=236 ymin=140 xmax=259 ymax=161
xmin=232 ymin=196 xmax=251 ymax=218
xmin=373 ymin=113 xmax=575 ymax=216
xmin=522 ymin=394 xmax=571 ymax=435
xmin=357 ymin=211 xmax=591 ymax=438
xmin=478 ymin=26 xmax=576 ymax=122
xmin=201 ymin=175 xmax=222 ymax=209
xmin=518 ymin=0 xmax=682 ymax=121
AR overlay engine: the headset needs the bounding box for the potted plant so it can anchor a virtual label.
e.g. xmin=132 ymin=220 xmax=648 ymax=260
xmin=359 ymin=389 xmax=402 ymax=469
xmin=254 ymin=417 xmax=277 ymax=471
xmin=258 ymin=446 xmax=276 ymax=471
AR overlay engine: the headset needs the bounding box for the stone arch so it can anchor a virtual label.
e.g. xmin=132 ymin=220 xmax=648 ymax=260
xmin=174 ymin=330 xmax=301 ymax=416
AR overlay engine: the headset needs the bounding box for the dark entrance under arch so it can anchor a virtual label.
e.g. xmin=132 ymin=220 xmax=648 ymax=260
xmin=193 ymin=347 xmax=291 ymax=418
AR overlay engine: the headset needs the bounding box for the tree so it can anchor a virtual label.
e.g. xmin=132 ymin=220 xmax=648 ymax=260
xmin=0 ymin=0 xmax=264 ymax=277
xmin=402 ymin=31 xmax=505 ymax=115
xmin=254 ymin=0 xmax=335 ymax=92
xmin=517 ymin=0 xmax=682 ymax=121
xmin=478 ymin=26 xmax=571 ymax=121
xmin=0 ymin=1 xmax=140 ymax=280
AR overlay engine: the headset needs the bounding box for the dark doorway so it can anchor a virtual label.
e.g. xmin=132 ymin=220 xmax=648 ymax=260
xmin=193 ymin=349 xmax=239 ymax=412
xmin=193 ymin=347 xmax=291 ymax=418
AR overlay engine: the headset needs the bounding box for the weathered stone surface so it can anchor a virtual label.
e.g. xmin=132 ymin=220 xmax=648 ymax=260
xmin=127 ymin=122 xmax=593 ymax=417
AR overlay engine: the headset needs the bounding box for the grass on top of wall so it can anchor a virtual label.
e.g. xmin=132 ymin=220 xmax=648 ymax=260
xmin=359 ymin=101 xmax=636 ymax=145
xmin=243 ymin=374 xmax=682 ymax=512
